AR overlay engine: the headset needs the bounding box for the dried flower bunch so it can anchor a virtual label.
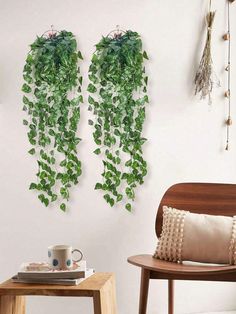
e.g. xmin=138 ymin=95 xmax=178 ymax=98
xmin=195 ymin=11 xmax=220 ymax=105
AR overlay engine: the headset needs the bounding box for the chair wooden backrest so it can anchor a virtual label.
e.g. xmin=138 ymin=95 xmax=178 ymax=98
xmin=155 ymin=182 xmax=236 ymax=238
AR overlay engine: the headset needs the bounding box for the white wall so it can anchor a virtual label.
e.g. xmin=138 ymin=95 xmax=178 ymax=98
xmin=0 ymin=0 xmax=236 ymax=313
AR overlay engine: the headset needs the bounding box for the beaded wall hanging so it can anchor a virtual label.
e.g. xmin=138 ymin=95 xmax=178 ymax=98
xmin=224 ymin=0 xmax=235 ymax=150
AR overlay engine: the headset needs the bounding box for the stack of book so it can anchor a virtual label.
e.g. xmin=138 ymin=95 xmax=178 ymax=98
xmin=12 ymin=261 xmax=94 ymax=286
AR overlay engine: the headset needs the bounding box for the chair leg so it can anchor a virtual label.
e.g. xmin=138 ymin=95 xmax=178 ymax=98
xmin=168 ymin=279 xmax=174 ymax=314
xmin=138 ymin=268 xmax=150 ymax=314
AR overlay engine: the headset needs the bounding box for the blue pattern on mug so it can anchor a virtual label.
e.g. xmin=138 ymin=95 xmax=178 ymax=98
xmin=66 ymin=259 xmax=71 ymax=267
xmin=48 ymin=251 xmax=51 ymax=258
xmin=53 ymin=259 xmax=58 ymax=266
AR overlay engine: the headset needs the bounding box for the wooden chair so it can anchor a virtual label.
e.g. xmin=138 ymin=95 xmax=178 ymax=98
xmin=128 ymin=183 xmax=236 ymax=314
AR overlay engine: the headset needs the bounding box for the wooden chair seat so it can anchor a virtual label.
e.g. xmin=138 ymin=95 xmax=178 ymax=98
xmin=128 ymin=254 xmax=236 ymax=275
xmin=127 ymin=183 xmax=236 ymax=314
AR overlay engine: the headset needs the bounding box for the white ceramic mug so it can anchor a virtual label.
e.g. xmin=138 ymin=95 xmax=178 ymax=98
xmin=48 ymin=245 xmax=83 ymax=270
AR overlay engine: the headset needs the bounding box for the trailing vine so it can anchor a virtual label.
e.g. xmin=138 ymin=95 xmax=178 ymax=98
xmin=87 ymin=30 xmax=148 ymax=211
xmin=22 ymin=30 xmax=83 ymax=211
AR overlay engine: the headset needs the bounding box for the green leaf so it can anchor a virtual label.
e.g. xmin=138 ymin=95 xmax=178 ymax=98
xmin=109 ymin=197 xmax=115 ymax=207
xmin=29 ymin=183 xmax=37 ymax=190
xmin=75 ymin=137 xmax=81 ymax=145
xmin=23 ymin=119 xmax=28 ymax=125
xmin=44 ymin=197 xmax=49 ymax=207
xmin=23 ymin=96 xmax=30 ymax=104
xmin=143 ymin=51 xmax=149 ymax=60
xmin=38 ymin=194 xmax=49 ymax=206
xmin=88 ymin=95 xmax=95 ymax=104
xmin=87 ymin=83 xmax=97 ymax=93
xmin=51 ymin=194 xmax=57 ymax=202
xmin=38 ymin=194 xmax=44 ymax=202
xmin=22 ymin=83 xmax=31 ymax=93
xmin=56 ymin=173 xmax=63 ymax=179
xmin=78 ymin=95 xmax=83 ymax=103
xmin=78 ymin=51 xmax=83 ymax=60
xmin=50 ymin=157 xmax=56 ymax=164
xmin=116 ymin=157 xmax=121 ymax=164
xmin=60 ymin=203 xmax=66 ymax=211
xmin=79 ymin=76 xmax=83 ymax=85
xmin=28 ymin=148 xmax=35 ymax=155
xmin=95 ymin=183 xmax=103 ymax=190
xmin=60 ymin=159 xmax=67 ymax=167
xmin=114 ymin=129 xmax=120 ymax=136
xmin=125 ymin=160 xmax=132 ymax=167
xmin=49 ymin=129 xmax=55 ymax=136
xmin=125 ymin=203 xmax=132 ymax=211
xmin=88 ymin=119 xmax=94 ymax=126
xmin=140 ymin=137 xmax=147 ymax=144
xmin=117 ymin=194 xmax=123 ymax=202
xmin=93 ymin=148 xmax=101 ymax=155
xmin=103 ymin=194 xmax=110 ymax=203
xmin=143 ymin=95 xmax=149 ymax=103
xmin=125 ymin=187 xmax=135 ymax=200
xmin=106 ymin=153 xmax=113 ymax=160
xmin=60 ymin=187 xmax=69 ymax=200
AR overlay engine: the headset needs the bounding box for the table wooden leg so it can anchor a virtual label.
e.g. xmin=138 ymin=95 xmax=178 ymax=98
xmin=93 ymin=274 xmax=117 ymax=314
xmin=0 ymin=296 xmax=25 ymax=314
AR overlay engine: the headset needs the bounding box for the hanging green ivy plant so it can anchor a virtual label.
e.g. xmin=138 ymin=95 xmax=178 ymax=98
xmin=87 ymin=30 xmax=148 ymax=211
xmin=22 ymin=30 xmax=83 ymax=211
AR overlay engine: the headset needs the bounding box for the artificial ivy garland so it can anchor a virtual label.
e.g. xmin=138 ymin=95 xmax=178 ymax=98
xmin=22 ymin=30 xmax=83 ymax=211
xmin=87 ymin=30 xmax=148 ymax=211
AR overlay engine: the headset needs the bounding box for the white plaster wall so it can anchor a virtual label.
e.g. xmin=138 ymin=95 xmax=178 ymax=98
xmin=0 ymin=0 xmax=236 ymax=313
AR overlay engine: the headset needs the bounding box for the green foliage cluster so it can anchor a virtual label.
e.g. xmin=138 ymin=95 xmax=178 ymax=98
xmin=22 ymin=31 xmax=83 ymax=211
xmin=87 ymin=30 xmax=148 ymax=211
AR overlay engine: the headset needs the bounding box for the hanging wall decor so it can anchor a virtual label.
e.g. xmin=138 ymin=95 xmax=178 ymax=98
xmin=194 ymin=0 xmax=220 ymax=105
xmin=22 ymin=28 xmax=83 ymax=211
xmin=87 ymin=28 xmax=148 ymax=211
xmin=224 ymin=0 xmax=234 ymax=150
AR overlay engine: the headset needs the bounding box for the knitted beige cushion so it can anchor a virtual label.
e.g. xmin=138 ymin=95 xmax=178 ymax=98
xmin=154 ymin=206 xmax=236 ymax=264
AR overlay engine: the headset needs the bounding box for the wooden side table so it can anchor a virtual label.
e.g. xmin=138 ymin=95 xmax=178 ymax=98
xmin=0 ymin=272 xmax=117 ymax=314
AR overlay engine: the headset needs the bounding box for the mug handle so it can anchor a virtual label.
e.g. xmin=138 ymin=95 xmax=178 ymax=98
xmin=72 ymin=249 xmax=83 ymax=262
